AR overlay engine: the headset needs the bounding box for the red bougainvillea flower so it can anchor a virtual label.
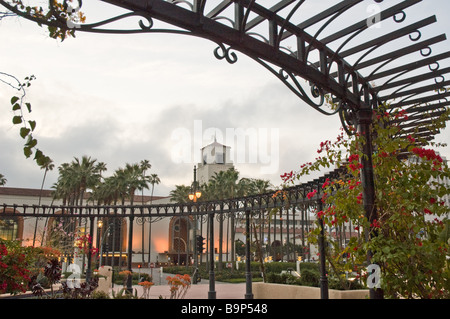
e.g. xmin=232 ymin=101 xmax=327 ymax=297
xmin=370 ymin=219 xmax=381 ymax=228
xmin=407 ymin=135 xmax=415 ymax=143
xmin=317 ymin=210 xmax=325 ymax=219
xmin=322 ymin=178 xmax=330 ymax=189
xmin=424 ymin=208 xmax=433 ymax=215
xmin=348 ymin=154 xmax=363 ymax=171
xmin=280 ymin=170 xmax=294 ymax=182
xmin=348 ymin=154 xmax=359 ymax=162
xmin=356 ymin=192 xmax=363 ymax=204
xmin=317 ymin=140 xmax=331 ymax=154
xmin=307 ymin=189 xmax=317 ymax=199
xmin=348 ymin=179 xmax=361 ymax=190
xmin=411 ymin=147 xmax=443 ymax=163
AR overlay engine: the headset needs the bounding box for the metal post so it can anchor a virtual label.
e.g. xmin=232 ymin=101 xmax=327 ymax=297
xmin=317 ymin=199 xmax=329 ymax=299
xmin=356 ymin=107 xmax=383 ymax=299
xmin=245 ymin=210 xmax=254 ymax=299
xmin=208 ymin=211 xmax=216 ymax=299
xmin=85 ymin=216 xmax=95 ymax=282
xmin=127 ymin=215 xmax=134 ymax=293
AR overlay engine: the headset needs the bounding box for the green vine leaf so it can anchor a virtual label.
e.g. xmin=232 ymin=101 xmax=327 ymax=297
xmin=12 ymin=115 xmax=22 ymax=124
xmin=10 ymin=96 xmax=19 ymax=104
xmin=28 ymin=120 xmax=36 ymax=131
xmin=20 ymin=127 xmax=30 ymax=139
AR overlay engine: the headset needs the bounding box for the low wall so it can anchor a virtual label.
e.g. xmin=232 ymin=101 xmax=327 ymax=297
xmin=252 ymin=282 xmax=369 ymax=299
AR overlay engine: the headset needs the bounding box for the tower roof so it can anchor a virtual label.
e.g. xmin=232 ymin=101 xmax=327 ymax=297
xmin=201 ymin=136 xmax=230 ymax=150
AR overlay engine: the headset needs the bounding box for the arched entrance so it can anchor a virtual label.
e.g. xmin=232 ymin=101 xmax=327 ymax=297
xmin=168 ymin=216 xmax=193 ymax=265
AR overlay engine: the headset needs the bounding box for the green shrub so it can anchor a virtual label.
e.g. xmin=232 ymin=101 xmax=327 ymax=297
xmin=299 ymin=269 xmax=320 ymax=287
xmin=91 ymin=290 xmax=110 ymax=299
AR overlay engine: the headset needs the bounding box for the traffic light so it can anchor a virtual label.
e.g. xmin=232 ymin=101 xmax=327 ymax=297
xmin=196 ymin=235 xmax=205 ymax=253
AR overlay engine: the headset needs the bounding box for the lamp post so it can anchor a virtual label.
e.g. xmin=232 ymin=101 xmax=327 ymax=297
xmin=98 ymin=220 xmax=113 ymax=268
xmin=188 ymin=165 xmax=202 ymax=284
xmin=188 ymin=165 xmax=202 ymax=203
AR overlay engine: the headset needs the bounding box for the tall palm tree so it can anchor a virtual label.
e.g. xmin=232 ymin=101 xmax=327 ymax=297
xmin=38 ymin=158 xmax=55 ymax=205
xmin=138 ymin=160 xmax=152 ymax=264
xmin=33 ymin=157 xmax=54 ymax=246
xmin=209 ymin=168 xmax=241 ymax=270
xmin=0 ymin=174 xmax=6 ymax=186
xmin=147 ymin=173 xmax=160 ymax=264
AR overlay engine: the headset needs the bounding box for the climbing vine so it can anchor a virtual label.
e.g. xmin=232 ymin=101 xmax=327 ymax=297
xmin=282 ymin=103 xmax=450 ymax=298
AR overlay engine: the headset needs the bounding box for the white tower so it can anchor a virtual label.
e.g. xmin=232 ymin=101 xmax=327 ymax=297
xmin=197 ymin=137 xmax=234 ymax=184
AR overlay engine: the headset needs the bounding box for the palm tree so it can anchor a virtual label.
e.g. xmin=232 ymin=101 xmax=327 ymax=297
xmin=169 ymin=185 xmax=191 ymax=204
xmin=0 ymin=174 xmax=6 ymax=186
xmin=138 ymin=160 xmax=152 ymax=265
xmin=147 ymin=173 xmax=160 ymax=264
xmin=38 ymin=158 xmax=55 ymax=205
xmin=122 ymin=163 xmax=150 ymax=205
xmin=71 ymin=155 xmax=101 ymax=206
xmin=33 ymin=157 xmax=54 ymax=246
xmin=209 ymin=168 xmax=241 ymax=270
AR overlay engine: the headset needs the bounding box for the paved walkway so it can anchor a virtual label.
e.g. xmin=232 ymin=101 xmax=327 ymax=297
xmin=111 ymin=282 xmax=247 ymax=299
xmin=110 ymin=267 xmax=248 ymax=299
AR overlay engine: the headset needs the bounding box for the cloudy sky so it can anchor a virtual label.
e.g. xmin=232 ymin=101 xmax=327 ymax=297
xmin=1 ymin=0 xmax=449 ymax=197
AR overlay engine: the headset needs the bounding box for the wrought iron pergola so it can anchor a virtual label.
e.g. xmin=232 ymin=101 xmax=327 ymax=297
xmin=1 ymin=0 xmax=449 ymax=299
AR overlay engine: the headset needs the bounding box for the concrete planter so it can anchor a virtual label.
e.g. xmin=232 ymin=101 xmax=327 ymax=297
xmin=252 ymin=282 xmax=369 ymax=299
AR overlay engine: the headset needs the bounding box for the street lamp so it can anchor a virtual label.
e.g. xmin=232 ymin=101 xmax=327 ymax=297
xmin=189 ymin=165 xmax=202 ymax=284
xmin=189 ymin=166 xmax=202 ymax=202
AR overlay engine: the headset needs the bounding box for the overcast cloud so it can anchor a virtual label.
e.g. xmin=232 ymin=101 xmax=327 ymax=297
xmin=1 ymin=1 xmax=449 ymax=197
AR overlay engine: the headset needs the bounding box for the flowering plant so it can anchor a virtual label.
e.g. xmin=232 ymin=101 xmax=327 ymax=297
xmin=74 ymin=234 xmax=98 ymax=257
xmin=0 ymin=241 xmax=31 ymax=295
xmin=138 ymin=280 xmax=154 ymax=299
xmin=166 ymin=274 xmax=191 ymax=299
xmin=282 ymin=105 xmax=450 ymax=298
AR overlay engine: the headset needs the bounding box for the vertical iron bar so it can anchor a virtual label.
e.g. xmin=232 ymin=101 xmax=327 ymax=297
xmin=208 ymin=211 xmax=216 ymax=299
xmin=356 ymin=107 xmax=384 ymax=299
xmin=127 ymin=214 xmax=134 ymax=293
xmin=245 ymin=209 xmax=254 ymax=299
xmin=317 ymin=199 xmax=329 ymax=299
xmin=85 ymin=215 xmax=95 ymax=282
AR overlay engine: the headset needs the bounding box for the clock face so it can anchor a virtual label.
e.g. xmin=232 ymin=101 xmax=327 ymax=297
xmin=174 ymin=225 xmax=180 ymax=232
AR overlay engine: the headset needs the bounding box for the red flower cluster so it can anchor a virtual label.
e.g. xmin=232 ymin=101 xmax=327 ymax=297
xmin=280 ymin=170 xmax=294 ymax=183
xmin=317 ymin=210 xmax=325 ymax=219
xmin=356 ymin=192 xmax=363 ymax=204
xmin=370 ymin=219 xmax=381 ymax=228
xmin=75 ymin=234 xmax=98 ymax=256
xmin=411 ymin=147 xmax=443 ymax=167
xmin=317 ymin=140 xmax=331 ymax=154
xmin=0 ymin=243 xmax=31 ymax=295
xmin=394 ymin=109 xmax=408 ymax=120
xmin=307 ymin=189 xmax=317 ymax=199
xmin=378 ymin=151 xmax=389 ymax=158
xmin=348 ymin=179 xmax=361 ymax=190
xmin=322 ymin=178 xmax=330 ymax=189
xmin=348 ymin=154 xmax=363 ymax=171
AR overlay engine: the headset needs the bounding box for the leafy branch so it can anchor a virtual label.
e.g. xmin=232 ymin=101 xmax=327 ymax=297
xmin=2 ymin=72 xmax=52 ymax=168
xmin=0 ymin=0 xmax=85 ymax=41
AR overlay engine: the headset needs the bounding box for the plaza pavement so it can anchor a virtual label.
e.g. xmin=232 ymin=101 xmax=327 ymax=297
xmin=111 ymin=282 xmax=247 ymax=299
xmin=110 ymin=267 xmax=247 ymax=299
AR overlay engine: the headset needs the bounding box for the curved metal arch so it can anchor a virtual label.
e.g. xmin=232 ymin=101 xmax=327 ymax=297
xmin=3 ymin=0 xmax=449 ymax=128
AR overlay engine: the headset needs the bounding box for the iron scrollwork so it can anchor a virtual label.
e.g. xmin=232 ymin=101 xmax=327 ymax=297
xmin=213 ymin=43 xmax=238 ymax=64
